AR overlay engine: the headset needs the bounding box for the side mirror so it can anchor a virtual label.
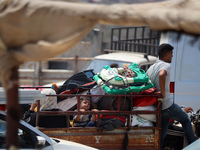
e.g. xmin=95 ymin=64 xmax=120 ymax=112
xmin=36 ymin=136 xmax=46 ymax=148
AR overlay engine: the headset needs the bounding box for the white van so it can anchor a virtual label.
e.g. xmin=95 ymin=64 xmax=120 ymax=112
xmin=84 ymin=52 xmax=157 ymax=73
xmin=160 ymin=32 xmax=200 ymax=112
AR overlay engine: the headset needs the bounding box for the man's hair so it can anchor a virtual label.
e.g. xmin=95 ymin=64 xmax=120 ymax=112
xmin=158 ymin=43 xmax=174 ymax=58
xmin=110 ymin=63 xmax=119 ymax=68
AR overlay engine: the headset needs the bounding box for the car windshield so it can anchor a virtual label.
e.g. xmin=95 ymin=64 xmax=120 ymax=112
xmin=84 ymin=59 xmax=132 ymax=74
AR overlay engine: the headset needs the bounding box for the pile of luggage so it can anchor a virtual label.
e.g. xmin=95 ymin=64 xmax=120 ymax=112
xmin=54 ymin=66 xmax=158 ymax=129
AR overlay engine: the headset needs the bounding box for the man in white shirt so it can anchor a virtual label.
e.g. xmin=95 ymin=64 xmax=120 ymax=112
xmin=146 ymin=43 xmax=197 ymax=149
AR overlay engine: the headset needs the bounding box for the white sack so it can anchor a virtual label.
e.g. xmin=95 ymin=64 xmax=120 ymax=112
xmin=131 ymin=114 xmax=153 ymax=127
xmin=132 ymin=105 xmax=156 ymax=122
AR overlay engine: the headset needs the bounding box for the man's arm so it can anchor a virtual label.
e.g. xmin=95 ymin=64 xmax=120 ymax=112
xmin=159 ymin=69 xmax=167 ymax=98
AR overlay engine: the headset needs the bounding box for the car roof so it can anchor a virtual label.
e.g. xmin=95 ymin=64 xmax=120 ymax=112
xmin=93 ymin=52 xmax=157 ymax=64
xmin=0 ymin=87 xmax=46 ymax=104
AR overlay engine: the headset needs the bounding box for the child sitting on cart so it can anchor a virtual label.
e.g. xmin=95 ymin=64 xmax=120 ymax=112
xmin=73 ymin=96 xmax=98 ymax=127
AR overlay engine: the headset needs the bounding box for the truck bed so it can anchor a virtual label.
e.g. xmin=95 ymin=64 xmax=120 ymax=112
xmin=40 ymin=127 xmax=161 ymax=150
xmin=37 ymin=94 xmax=162 ymax=150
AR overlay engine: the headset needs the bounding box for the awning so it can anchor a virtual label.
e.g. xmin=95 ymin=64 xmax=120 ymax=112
xmin=0 ymin=0 xmax=200 ymax=88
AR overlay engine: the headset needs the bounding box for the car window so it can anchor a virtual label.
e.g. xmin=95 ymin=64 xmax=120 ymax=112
xmin=18 ymin=128 xmax=37 ymax=149
xmin=0 ymin=116 xmax=50 ymax=149
xmin=84 ymin=59 xmax=154 ymax=73
xmin=0 ymin=120 xmax=6 ymax=148
xmin=0 ymin=118 xmax=37 ymax=149
xmin=139 ymin=63 xmax=154 ymax=72
xmin=84 ymin=59 xmax=132 ymax=73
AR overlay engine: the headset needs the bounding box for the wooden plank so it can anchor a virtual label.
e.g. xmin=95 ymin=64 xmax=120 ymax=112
xmin=41 ymin=128 xmax=161 ymax=150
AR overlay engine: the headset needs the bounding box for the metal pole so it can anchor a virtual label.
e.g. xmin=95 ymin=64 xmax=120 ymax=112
xmin=74 ymin=55 xmax=78 ymax=74
xmin=92 ymin=28 xmax=102 ymax=56
xmin=34 ymin=62 xmax=42 ymax=86
xmin=6 ymin=66 xmax=21 ymax=149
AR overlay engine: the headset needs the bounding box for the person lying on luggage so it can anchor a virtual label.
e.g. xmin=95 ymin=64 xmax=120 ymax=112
xmin=73 ymin=96 xmax=98 ymax=127
xmin=22 ymin=89 xmax=68 ymax=128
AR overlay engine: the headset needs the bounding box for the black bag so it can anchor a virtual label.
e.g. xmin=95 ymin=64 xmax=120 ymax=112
xmin=58 ymin=70 xmax=96 ymax=94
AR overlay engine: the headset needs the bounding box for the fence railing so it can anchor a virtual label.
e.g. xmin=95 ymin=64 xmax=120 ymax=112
xmin=34 ymin=93 xmax=162 ymax=129
xmin=110 ymin=26 xmax=161 ymax=56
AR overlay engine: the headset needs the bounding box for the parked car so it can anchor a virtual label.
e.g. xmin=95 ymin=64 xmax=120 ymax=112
xmin=0 ymin=111 xmax=98 ymax=150
xmin=84 ymin=52 xmax=158 ymax=74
